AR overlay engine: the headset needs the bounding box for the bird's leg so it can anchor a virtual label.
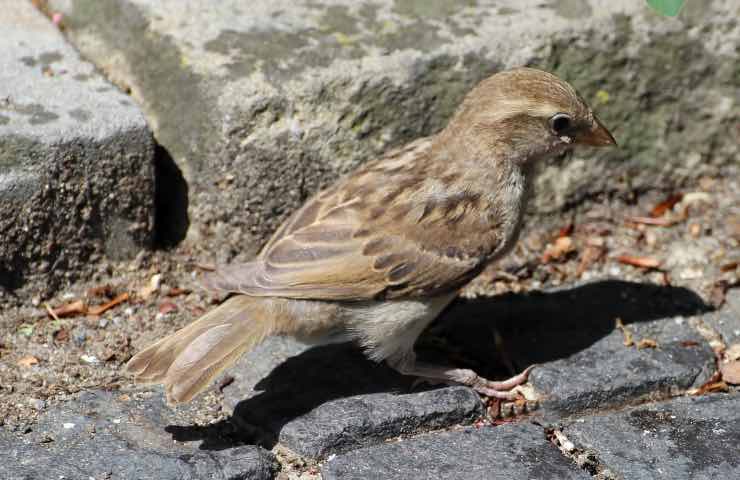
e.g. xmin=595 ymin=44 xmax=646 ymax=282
xmin=388 ymin=353 xmax=533 ymax=400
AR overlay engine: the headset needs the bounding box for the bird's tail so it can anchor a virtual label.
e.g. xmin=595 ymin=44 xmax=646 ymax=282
xmin=125 ymin=295 xmax=274 ymax=404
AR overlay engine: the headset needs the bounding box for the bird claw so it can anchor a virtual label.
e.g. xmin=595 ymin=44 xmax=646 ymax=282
xmin=471 ymin=365 xmax=535 ymax=401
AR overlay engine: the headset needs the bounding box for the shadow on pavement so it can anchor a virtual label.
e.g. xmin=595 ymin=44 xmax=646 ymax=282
xmin=166 ymin=279 xmax=710 ymax=450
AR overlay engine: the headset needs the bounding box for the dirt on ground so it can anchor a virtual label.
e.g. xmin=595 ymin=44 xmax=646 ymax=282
xmin=1 ymin=170 xmax=738 ymax=433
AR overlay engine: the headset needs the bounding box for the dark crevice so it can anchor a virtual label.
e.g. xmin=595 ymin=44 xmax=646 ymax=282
xmin=545 ymin=427 xmax=618 ymax=479
xmin=153 ymin=144 xmax=189 ymax=248
xmin=0 ymin=262 xmax=24 ymax=293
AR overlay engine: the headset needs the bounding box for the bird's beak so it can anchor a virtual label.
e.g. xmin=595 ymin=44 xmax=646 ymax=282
xmin=575 ymin=115 xmax=617 ymax=147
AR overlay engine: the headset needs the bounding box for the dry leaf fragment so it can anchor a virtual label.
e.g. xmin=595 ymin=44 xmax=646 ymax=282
xmin=53 ymin=328 xmax=69 ymax=343
xmin=47 ymin=300 xmax=87 ymax=318
xmin=542 ymin=236 xmax=575 ymax=263
xmin=616 ymin=255 xmax=661 ymax=269
xmin=688 ymin=381 xmax=729 ymax=396
xmin=687 ymin=371 xmax=729 ymax=395
xmin=650 ymin=193 xmax=683 ymax=217
xmin=720 ymin=261 xmax=739 ymax=273
xmin=87 ymin=293 xmax=129 ymax=316
xmin=18 ymin=355 xmax=39 ymax=368
xmin=557 ymin=222 xmax=574 ymax=238
xmin=636 ymin=338 xmax=659 ymax=349
xmin=577 ymin=244 xmax=605 ymax=277
xmin=680 ymin=340 xmax=700 ymax=348
xmin=720 ymin=361 xmax=740 ymax=385
xmin=158 ymin=302 xmax=178 ymax=315
xmin=615 ymin=318 xmax=634 ymax=347
xmin=166 ymin=287 xmax=191 ymax=297
xmin=44 ymin=303 xmax=60 ymax=321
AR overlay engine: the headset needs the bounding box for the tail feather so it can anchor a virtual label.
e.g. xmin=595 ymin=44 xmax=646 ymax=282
xmin=125 ymin=295 xmax=273 ymax=404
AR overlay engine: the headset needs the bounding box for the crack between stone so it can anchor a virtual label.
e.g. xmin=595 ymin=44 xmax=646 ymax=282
xmin=544 ymin=426 xmax=620 ymax=480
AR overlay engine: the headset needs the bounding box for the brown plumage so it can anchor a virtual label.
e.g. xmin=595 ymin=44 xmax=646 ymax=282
xmin=127 ymin=68 xmax=616 ymax=404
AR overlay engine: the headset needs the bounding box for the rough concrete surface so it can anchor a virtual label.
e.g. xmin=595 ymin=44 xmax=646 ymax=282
xmin=562 ymin=393 xmax=740 ymax=479
xmin=321 ymin=422 xmax=591 ymax=480
xmin=46 ymin=0 xmax=740 ymax=261
xmin=0 ymin=389 xmax=277 ymax=480
xmin=0 ymin=0 xmax=155 ymax=298
xmin=702 ymin=287 xmax=740 ymax=346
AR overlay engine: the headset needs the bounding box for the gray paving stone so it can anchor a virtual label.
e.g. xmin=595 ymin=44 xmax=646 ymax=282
xmin=278 ymin=387 xmax=482 ymax=459
xmin=48 ymin=0 xmax=740 ymax=260
xmin=0 ymin=0 xmax=155 ymax=296
xmin=0 ymin=389 xmax=277 ymax=480
xmin=223 ymin=338 xmax=483 ymax=458
xmin=217 ymin=281 xmax=715 ymax=456
xmin=321 ymin=422 xmax=590 ymax=480
xmin=430 ymin=280 xmax=715 ymax=420
xmin=703 ymin=287 xmax=740 ymax=345
xmin=528 ymin=319 xmax=715 ymax=419
xmin=562 ymin=393 xmax=740 ymax=479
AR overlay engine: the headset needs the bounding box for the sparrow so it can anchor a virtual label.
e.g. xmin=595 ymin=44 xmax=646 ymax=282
xmin=127 ymin=67 xmax=616 ymax=404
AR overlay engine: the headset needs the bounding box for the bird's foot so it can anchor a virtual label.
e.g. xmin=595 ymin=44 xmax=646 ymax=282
xmin=389 ymin=355 xmax=534 ymax=401
xmin=467 ymin=365 xmax=534 ymax=400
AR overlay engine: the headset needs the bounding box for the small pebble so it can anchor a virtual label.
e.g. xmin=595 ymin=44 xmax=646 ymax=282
xmin=79 ymin=354 xmax=99 ymax=364
xmin=28 ymin=398 xmax=46 ymax=411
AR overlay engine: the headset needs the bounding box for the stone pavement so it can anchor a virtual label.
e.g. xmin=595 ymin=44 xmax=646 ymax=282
xmin=3 ymin=287 xmax=738 ymax=479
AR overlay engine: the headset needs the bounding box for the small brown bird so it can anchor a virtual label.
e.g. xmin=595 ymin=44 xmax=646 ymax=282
xmin=127 ymin=67 xmax=616 ymax=404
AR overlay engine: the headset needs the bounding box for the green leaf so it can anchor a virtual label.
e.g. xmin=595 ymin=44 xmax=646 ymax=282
xmin=647 ymin=0 xmax=686 ymax=16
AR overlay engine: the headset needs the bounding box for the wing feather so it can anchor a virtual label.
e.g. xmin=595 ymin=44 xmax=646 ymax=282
xmin=202 ymin=138 xmax=498 ymax=301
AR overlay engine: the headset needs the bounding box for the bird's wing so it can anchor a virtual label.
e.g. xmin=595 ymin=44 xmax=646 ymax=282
xmin=202 ymin=138 xmax=499 ymax=301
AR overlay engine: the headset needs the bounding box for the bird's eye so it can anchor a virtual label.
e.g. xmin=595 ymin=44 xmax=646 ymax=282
xmin=549 ymin=113 xmax=572 ymax=135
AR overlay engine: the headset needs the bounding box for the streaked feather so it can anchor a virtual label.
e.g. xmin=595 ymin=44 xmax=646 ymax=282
xmin=126 ymin=295 xmax=274 ymax=403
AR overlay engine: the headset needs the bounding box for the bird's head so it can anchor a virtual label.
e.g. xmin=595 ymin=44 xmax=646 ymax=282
xmin=443 ymin=67 xmax=616 ymax=165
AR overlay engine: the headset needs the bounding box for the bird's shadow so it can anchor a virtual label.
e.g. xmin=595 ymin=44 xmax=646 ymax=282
xmin=165 ymin=279 xmax=709 ymax=450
